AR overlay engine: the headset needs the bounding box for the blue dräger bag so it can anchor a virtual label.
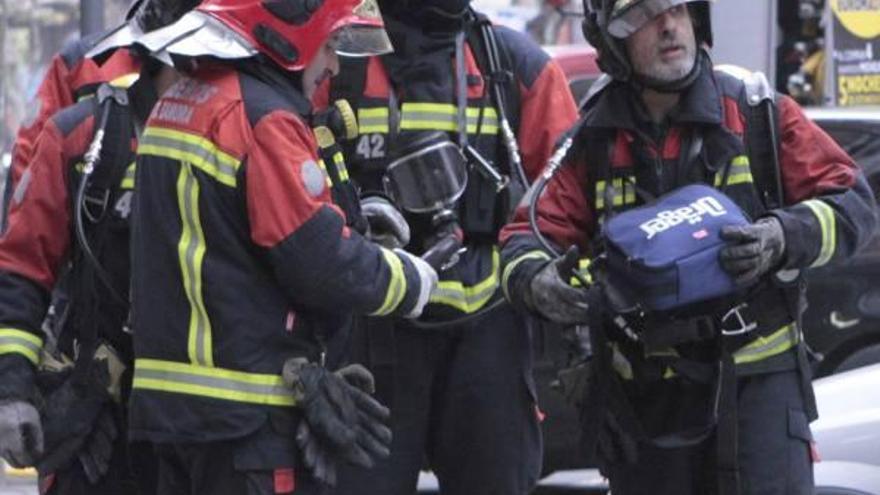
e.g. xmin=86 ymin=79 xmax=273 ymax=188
xmin=603 ymin=184 xmax=750 ymax=311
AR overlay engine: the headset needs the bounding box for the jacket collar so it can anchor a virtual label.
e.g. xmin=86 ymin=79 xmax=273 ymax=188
xmin=585 ymin=58 xmax=723 ymax=132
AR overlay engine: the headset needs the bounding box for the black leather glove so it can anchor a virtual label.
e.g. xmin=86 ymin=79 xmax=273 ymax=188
xmin=283 ymin=359 xmax=392 ymax=484
xmin=719 ymin=216 xmax=786 ymax=287
xmin=77 ymin=407 xmax=118 ymax=484
xmin=37 ymin=361 xmax=112 ymax=477
xmin=524 ymin=246 xmax=590 ymax=325
xmin=294 ymin=364 xmax=382 ymax=487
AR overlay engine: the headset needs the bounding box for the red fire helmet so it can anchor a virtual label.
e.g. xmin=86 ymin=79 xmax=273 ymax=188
xmin=196 ymin=0 xmax=392 ymax=71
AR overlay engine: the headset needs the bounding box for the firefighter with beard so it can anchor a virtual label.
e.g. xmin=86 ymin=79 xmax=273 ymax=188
xmin=0 ymin=1 xmax=197 ymax=493
xmin=124 ymin=1 xmax=438 ymax=493
xmin=314 ymin=1 xmax=579 ymax=494
xmin=500 ymin=1 xmax=877 ymax=494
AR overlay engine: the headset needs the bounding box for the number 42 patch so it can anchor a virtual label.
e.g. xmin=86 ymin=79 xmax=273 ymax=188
xmin=355 ymin=134 xmax=385 ymax=159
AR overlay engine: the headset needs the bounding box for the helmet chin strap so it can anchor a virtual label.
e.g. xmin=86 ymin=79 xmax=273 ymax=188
xmin=630 ymin=47 xmax=708 ymax=94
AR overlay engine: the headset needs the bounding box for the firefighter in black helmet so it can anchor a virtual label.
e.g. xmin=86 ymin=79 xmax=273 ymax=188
xmin=500 ymin=0 xmax=877 ymax=494
xmin=316 ymin=0 xmax=580 ymax=493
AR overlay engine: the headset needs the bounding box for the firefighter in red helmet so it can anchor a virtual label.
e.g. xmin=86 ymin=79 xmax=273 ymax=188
xmin=500 ymin=0 xmax=877 ymax=494
xmin=126 ymin=1 xmax=437 ymax=493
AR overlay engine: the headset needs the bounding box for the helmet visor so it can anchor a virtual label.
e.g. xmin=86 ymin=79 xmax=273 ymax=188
xmin=335 ymin=24 xmax=394 ymax=57
xmin=607 ymin=0 xmax=699 ymax=38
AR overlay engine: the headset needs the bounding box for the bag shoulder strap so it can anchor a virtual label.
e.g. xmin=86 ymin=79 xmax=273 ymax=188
xmin=733 ymin=69 xmax=784 ymax=211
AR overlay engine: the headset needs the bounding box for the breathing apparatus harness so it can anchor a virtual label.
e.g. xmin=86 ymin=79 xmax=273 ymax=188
xmin=76 ymin=84 xmax=132 ymax=308
xmin=329 ymin=10 xmax=529 ymax=327
xmin=411 ymin=9 xmax=532 ymax=327
xmin=528 ymin=69 xmax=817 ymax=494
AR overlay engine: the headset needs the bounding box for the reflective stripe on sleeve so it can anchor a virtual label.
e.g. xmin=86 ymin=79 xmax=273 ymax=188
xmin=501 ymin=250 xmax=552 ymax=301
xmin=132 ymin=359 xmax=295 ymax=407
xmin=371 ymin=248 xmax=407 ymax=316
xmin=803 ymin=199 xmax=837 ymax=268
xmin=0 ymin=329 xmax=43 ymax=365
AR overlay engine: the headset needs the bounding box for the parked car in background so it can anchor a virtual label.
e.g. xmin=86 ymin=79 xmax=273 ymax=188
xmin=802 ymin=107 xmax=880 ymax=377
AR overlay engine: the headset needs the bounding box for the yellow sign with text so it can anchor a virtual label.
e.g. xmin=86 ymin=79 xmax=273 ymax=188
xmin=838 ymin=73 xmax=880 ymax=105
xmin=831 ymin=0 xmax=880 ymax=39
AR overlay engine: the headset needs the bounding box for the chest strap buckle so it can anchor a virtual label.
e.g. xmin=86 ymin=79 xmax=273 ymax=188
xmin=720 ymin=303 xmax=758 ymax=336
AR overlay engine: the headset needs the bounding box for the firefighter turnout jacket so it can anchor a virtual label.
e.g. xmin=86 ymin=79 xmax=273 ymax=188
xmin=501 ymin=66 xmax=878 ymax=374
xmin=7 ymin=32 xmax=138 ymax=193
xmin=0 ymin=82 xmax=140 ymax=405
xmin=320 ymin=23 xmax=578 ymax=320
xmin=129 ymin=62 xmax=429 ymax=443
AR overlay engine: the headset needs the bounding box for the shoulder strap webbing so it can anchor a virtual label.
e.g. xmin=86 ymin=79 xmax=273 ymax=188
xmin=88 ymin=84 xmax=132 ymax=198
xmin=740 ymin=72 xmax=784 ymax=211
xmin=465 ymin=12 xmax=521 ymax=133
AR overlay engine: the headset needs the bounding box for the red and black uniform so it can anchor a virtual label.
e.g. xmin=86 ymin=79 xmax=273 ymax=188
xmin=501 ymin=66 xmax=877 ymax=494
xmin=6 ymin=32 xmax=138 ymax=194
xmin=130 ymin=61 xmax=427 ymax=493
xmin=0 ymin=79 xmax=151 ymax=494
xmin=321 ymin=22 xmax=578 ymax=495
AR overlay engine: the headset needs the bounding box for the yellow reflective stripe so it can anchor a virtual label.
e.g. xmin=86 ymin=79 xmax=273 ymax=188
xmin=501 ymin=250 xmax=551 ymax=301
xmin=430 ymin=250 xmax=500 ymax=313
xmin=0 ymin=329 xmax=43 ymax=365
xmin=803 ymin=199 xmax=837 ymax=267
xmin=176 ymin=164 xmax=213 ymax=367
xmin=139 ymin=127 xmax=241 ymax=187
xmin=333 ymin=152 xmax=349 ymax=181
xmin=132 ymin=359 xmax=295 ymax=407
xmin=733 ymin=324 xmax=798 ymax=365
xmin=570 ymin=257 xmax=593 ymax=286
xmin=120 ymin=162 xmax=136 ymax=190
xmin=715 ymin=155 xmax=753 ymax=187
xmin=400 ymin=103 xmax=499 ymax=134
xmin=358 ymin=108 xmax=389 ymax=133
xmin=595 ymin=177 xmax=636 ymax=209
xmin=372 ymin=248 xmax=407 ymax=316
